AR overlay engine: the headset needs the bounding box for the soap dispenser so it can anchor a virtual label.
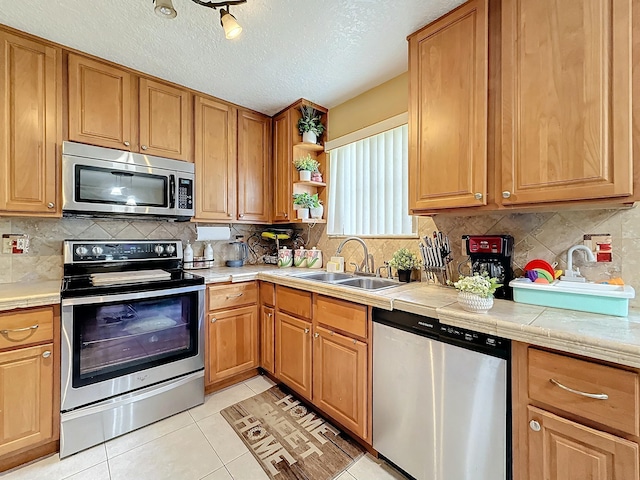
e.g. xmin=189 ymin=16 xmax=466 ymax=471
xmin=204 ymin=243 xmax=214 ymax=261
xmin=183 ymin=241 xmax=194 ymax=267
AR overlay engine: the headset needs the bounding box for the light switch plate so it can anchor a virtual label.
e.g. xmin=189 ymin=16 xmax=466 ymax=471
xmin=2 ymin=234 xmax=30 ymax=254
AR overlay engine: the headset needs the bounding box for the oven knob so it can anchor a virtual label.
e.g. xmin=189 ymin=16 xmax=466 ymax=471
xmin=154 ymin=245 xmax=164 ymax=255
xmin=75 ymin=246 xmax=88 ymax=256
xmin=91 ymin=246 xmax=103 ymax=256
xmin=165 ymin=244 xmax=176 ymax=254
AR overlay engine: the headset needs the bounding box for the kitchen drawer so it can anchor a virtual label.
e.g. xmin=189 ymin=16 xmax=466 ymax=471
xmin=259 ymin=281 xmax=275 ymax=307
xmin=276 ymin=286 xmax=311 ymax=320
xmin=208 ymin=282 xmax=258 ymax=311
xmin=0 ymin=307 xmax=54 ymax=350
xmin=315 ymin=296 xmax=367 ymax=339
xmin=528 ymin=348 xmax=640 ymax=436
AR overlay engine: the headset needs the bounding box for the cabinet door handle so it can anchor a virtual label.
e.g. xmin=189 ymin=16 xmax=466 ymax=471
xmin=42 ymin=351 xmax=51 ymax=358
xmin=502 ymin=191 xmax=511 ymax=199
xmin=124 ymin=141 xmax=130 ymax=147
xmin=284 ymin=213 xmax=288 ymax=218
xmin=210 ymin=317 xmax=217 ymax=323
xmin=226 ymin=293 xmax=244 ymax=299
xmin=1 ymin=324 xmax=39 ymax=334
xmin=550 ymin=378 xmax=609 ymax=400
xmin=141 ymin=145 xmax=148 ymax=150
xmin=474 ymin=192 xmax=483 ymax=200
xmin=239 ymin=214 xmax=244 ymax=218
xmin=227 ymin=213 xmax=232 ymax=217
xmin=529 ymin=420 xmax=541 ymax=432
xmin=267 ymin=313 xmax=273 ymax=318
xmin=47 ymin=202 xmax=55 ymax=209
xmin=313 ymin=333 xmax=319 ymax=338
xmin=304 ymin=328 xmax=309 ymax=334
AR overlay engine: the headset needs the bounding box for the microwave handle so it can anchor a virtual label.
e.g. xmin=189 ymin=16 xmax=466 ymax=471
xmin=169 ymin=175 xmax=176 ymax=209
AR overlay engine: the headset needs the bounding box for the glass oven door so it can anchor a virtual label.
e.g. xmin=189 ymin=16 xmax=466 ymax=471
xmin=61 ymin=285 xmax=205 ymax=411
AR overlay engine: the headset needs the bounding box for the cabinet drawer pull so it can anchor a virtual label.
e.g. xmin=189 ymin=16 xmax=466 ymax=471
xmin=226 ymin=293 xmax=244 ymax=299
xmin=42 ymin=351 xmax=51 ymax=358
xmin=1 ymin=324 xmax=39 ymax=334
xmin=210 ymin=317 xmax=217 ymax=323
xmin=550 ymin=378 xmax=609 ymax=400
xmin=313 ymin=333 xmax=319 ymax=338
xmin=304 ymin=328 xmax=309 ymax=334
xmin=529 ymin=420 xmax=541 ymax=432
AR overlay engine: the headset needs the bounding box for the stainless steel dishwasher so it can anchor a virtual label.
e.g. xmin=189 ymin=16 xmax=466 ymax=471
xmin=373 ymin=308 xmax=511 ymax=480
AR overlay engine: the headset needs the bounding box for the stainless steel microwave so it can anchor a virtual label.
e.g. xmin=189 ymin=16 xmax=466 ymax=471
xmin=62 ymin=142 xmax=194 ymax=221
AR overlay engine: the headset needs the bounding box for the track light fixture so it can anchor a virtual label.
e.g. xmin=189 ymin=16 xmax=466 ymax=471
xmin=153 ymin=0 xmax=247 ymax=39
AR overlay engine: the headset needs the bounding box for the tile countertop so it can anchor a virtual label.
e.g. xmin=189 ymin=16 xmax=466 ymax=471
xmin=0 ymin=280 xmax=61 ymax=312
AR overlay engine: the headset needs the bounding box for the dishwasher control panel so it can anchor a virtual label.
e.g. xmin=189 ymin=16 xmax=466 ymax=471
xmin=439 ymin=324 xmax=510 ymax=357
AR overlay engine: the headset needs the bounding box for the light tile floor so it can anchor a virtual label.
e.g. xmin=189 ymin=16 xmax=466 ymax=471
xmin=0 ymin=375 xmax=407 ymax=480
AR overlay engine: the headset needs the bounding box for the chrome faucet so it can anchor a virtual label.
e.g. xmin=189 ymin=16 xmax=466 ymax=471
xmin=335 ymin=236 xmax=374 ymax=274
xmin=376 ymin=261 xmax=393 ymax=278
xmin=561 ymin=245 xmax=596 ymax=283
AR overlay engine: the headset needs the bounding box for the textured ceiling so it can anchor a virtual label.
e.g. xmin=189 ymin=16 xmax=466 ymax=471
xmin=0 ymin=0 xmax=465 ymax=115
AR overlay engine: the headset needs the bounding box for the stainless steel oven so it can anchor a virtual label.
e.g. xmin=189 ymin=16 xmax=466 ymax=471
xmin=60 ymin=240 xmax=205 ymax=458
xmin=62 ymin=141 xmax=194 ymax=220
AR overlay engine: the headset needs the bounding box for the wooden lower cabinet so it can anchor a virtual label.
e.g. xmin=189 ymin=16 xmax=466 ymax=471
xmin=275 ymin=312 xmax=312 ymax=399
xmin=528 ymin=406 xmax=639 ymax=480
xmin=0 ymin=344 xmax=54 ymax=457
xmin=260 ymin=306 xmax=275 ymax=375
xmin=207 ymin=305 xmax=258 ymax=384
xmin=312 ymin=326 xmax=367 ymax=439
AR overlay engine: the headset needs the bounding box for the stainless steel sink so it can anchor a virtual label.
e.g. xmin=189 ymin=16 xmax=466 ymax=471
xmin=336 ymin=277 xmax=400 ymax=290
xmin=293 ymin=272 xmax=354 ymax=282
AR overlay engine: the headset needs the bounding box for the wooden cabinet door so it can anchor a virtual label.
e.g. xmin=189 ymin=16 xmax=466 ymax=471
xmin=207 ymin=305 xmax=258 ymax=384
xmin=68 ymin=54 xmax=134 ymax=151
xmin=272 ymin=110 xmax=292 ymax=222
xmin=0 ymin=32 xmax=60 ymax=215
xmin=528 ymin=406 xmax=639 ymax=480
xmin=501 ymin=0 xmax=633 ymax=205
xmin=194 ymin=96 xmax=236 ymax=221
xmin=139 ymin=78 xmax=192 ymax=161
xmin=0 ymin=344 xmax=54 ymax=456
xmin=312 ymin=326 xmax=367 ymax=439
xmin=237 ymin=109 xmax=271 ymax=222
xmin=408 ymin=0 xmax=488 ymax=211
xmin=275 ymin=312 xmax=312 ymax=399
xmin=260 ymin=305 xmax=275 ymax=375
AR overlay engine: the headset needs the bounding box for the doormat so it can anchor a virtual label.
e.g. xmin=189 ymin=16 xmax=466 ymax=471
xmin=221 ymin=386 xmax=364 ymax=479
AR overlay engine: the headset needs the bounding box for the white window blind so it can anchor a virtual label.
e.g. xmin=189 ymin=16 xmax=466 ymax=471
xmin=327 ymin=124 xmax=414 ymax=236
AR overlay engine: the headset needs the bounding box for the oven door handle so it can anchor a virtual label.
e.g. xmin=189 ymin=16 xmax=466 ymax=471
xmin=61 ymin=284 xmax=205 ymax=306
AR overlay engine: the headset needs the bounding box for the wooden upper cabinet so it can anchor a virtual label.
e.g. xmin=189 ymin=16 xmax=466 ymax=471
xmin=501 ymin=0 xmax=633 ymax=205
xmin=139 ymin=78 xmax=191 ymax=161
xmin=0 ymin=32 xmax=61 ymax=215
xmin=237 ymin=109 xmax=271 ymax=222
xmin=68 ymin=54 xmax=134 ymax=151
xmin=272 ymin=110 xmax=292 ymax=222
xmin=528 ymin=406 xmax=639 ymax=480
xmin=194 ymin=96 xmax=237 ymax=221
xmin=408 ymin=0 xmax=489 ymax=211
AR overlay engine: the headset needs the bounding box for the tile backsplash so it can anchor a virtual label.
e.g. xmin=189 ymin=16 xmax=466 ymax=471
xmin=0 ymin=217 xmax=324 ymax=284
xmin=316 ymin=207 xmax=640 ymax=307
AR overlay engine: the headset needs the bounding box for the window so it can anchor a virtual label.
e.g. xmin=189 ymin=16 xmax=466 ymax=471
xmin=327 ymin=124 xmax=415 ymax=236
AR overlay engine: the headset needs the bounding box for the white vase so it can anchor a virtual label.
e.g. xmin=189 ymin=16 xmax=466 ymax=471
xmin=302 ymin=131 xmax=317 ymax=144
xmin=309 ymin=205 xmax=324 ymax=219
xmin=457 ymin=292 xmax=494 ymax=314
xmin=299 ymin=170 xmax=311 ymax=182
xmin=296 ymin=208 xmax=310 ymax=220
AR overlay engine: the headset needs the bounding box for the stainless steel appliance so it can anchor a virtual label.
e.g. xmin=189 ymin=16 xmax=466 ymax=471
xmin=62 ymin=141 xmax=195 ymax=221
xmin=60 ymin=240 xmax=205 ymax=458
xmin=373 ymin=308 xmax=511 ymax=480
xmin=463 ymin=234 xmax=515 ymax=299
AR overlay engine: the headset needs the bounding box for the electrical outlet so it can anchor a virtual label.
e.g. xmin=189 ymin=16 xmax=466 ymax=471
xmin=1 ymin=234 xmax=30 ymax=254
xmin=584 ymin=233 xmax=612 ymax=263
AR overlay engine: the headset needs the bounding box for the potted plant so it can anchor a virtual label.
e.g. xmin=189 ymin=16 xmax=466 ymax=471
xmin=389 ymin=248 xmax=422 ymax=283
xmin=292 ymin=192 xmax=314 ymax=219
xmin=309 ymin=193 xmax=323 ymax=219
xmin=298 ymin=105 xmax=325 ymax=145
xmin=452 ymin=273 xmax=502 ymax=313
xmin=293 ymin=154 xmax=320 ymax=182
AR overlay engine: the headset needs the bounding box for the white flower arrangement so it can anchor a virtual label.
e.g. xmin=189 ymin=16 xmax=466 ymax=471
xmin=452 ymin=273 xmax=502 ymax=298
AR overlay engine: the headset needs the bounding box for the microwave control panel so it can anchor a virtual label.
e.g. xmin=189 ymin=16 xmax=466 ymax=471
xmin=178 ymin=178 xmax=193 ymax=210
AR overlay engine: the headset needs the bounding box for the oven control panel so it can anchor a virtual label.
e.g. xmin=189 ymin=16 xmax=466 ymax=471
xmin=65 ymin=240 xmax=182 ymax=263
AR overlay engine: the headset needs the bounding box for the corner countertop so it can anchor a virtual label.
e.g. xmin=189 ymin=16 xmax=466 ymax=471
xmin=0 ymin=280 xmax=61 ymax=312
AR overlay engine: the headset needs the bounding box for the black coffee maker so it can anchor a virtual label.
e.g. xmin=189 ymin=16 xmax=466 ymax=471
xmin=463 ymin=235 xmax=515 ymax=300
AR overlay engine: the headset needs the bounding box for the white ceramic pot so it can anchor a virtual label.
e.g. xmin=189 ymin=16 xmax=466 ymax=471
xmin=457 ymin=292 xmax=494 ymax=314
xmin=299 ymin=170 xmax=312 ymax=182
xmin=309 ymin=205 xmax=324 ymax=219
xmin=296 ymin=208 xmax=310 ymax=220
xmin=302 ymin=131 xmax=317 ymax=144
